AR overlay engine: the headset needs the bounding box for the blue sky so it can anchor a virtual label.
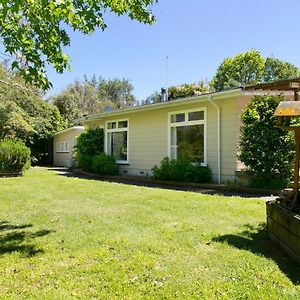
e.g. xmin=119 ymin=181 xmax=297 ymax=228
xmin=47 ymin=0 xmax=300 ymax=101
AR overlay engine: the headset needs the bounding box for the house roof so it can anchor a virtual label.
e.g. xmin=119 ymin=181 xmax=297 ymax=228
xmin=53 ymin=126 xmax=84 ymax=136
xmin=244 ymin=77 xmax=300 ymax=92
xmin=83 ymin=88 xmax=242 ymax=122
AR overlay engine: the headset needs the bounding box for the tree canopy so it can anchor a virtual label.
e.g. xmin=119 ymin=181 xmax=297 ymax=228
xmin=52 ymin=76 xmax=136 ymax=125
xmin=212 ymin=50 xmax=300 ymax=91
xmin=0 ymin=0 xmax=157 ymax=90
xmin=0 ymin=62 xmax=66 ymax=164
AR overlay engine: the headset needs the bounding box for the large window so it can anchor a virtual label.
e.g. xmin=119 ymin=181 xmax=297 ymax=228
xmin=106 ymin=120 xmax=128 ymax=163
xmin=169 ymin=109 xmax=206 ymax=164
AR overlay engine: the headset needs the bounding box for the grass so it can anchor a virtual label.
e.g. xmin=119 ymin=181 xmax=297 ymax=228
xmin=0 ymin=167 xmax=299 ymax=299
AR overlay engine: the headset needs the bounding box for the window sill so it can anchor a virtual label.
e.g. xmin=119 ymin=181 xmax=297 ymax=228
xmin=56 ymin=151 xmax=70 ymax=153
xmin=116 ymin=161 xmax=130 ymax=165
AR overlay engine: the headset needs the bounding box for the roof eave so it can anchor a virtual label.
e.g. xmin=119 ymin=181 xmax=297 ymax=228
xmin=84 ymin=88 xmax=242 ymax=122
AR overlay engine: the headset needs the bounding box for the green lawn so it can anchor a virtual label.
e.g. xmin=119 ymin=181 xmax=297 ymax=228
xmin=0 ymin=167 xmax=299 ymax=299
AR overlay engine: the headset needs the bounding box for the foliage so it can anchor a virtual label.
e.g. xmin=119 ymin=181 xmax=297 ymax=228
xmin=0 ymin=62 xmax=66 ymax=164
xmin=97 ymin=77 xmax=136 ymax=109
xmin=239 ymin=95 xmax=295 ymax=189
xmin=212 ymin=50 xmax=265 ymax=91
xmin=168 ymin=81 xmax=209 ymax=101
xmin=143 ymin=80 xmax=209 ymax=104
xmin=0 ymin=139 xmax=30 ymax=173
xmin=262 ymin=57 xmax=300 ymax=82
xmin=74 ymin=126 xmax=104 ymax=171
xmin=152 ymin=157 xmax=212 ymax=183
xmin=53 ymin=76 xmax=136 ymax=125
xmin=0 ymin=0 xmax=157 ymax=90
xmin=212 ymin=50 xmax=300 ymax=91
xmin=92 ymin=153 xmax=118 ymax=175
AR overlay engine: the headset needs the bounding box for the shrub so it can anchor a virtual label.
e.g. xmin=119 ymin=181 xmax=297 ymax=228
xmin=239 ymin=95 xmax=295 ymax=189
xmin=92 ymin=153 xmax=118 ymax=175
xmin=0 ymin=139 xmax=31 ymax=174
xmin=74 ymin=126 xmax=104 ymax=171
xmin=152 ymin=157 xmax=212 ymax=183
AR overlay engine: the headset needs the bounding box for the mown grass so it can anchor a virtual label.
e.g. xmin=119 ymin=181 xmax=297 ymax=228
xmin=0 ymin=167 xmax=299 ymax=299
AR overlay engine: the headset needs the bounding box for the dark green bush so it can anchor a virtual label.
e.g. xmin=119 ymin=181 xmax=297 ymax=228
xmin=92 ymin=153 xmax=118 ymax=175
xmin=75 ymin=126 xmax=104 ymax=171
xmin=152 ymin=157 xmax=212 ymax=183
xmin=0 ymin=139 xmax=31 ymax=173
xmin=239 ymin=95 xmax=295 ymax=189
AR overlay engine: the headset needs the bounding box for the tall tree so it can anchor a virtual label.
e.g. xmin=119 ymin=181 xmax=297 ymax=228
xmin=212 ymin=50 xmax=265 ymax=92
xmin=262 ymin=57 xmax=300 ymax=82
xmin=0 ymin=62 xmax=66 ymax=164
xmin=53 ymin=76 xmax=136 ymax=124
xmin=0 ymin=0 xmax=157 ymax=90
xmin=212 ymin=50 xmax=300 ymax=92
xmin=97 ymin=77 xmax=136 ymax=109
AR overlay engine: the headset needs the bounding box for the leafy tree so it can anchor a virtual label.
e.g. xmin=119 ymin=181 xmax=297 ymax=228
xmin=213 ymin=50 xmax=265 ymax=92
xmin=0 ymin=0 xmax=157 ymax=90
xmin=98 ymin=77 xmax=136 ymax=109
xmin=212 ymin=50 xmax=300 ymax=91
xmin=239 ymin=95 xmax=295 ymax=189
xmin=0 ymin=62 xmax=66 ymax=164
xmin=262 ymin=57 xmax=300 ymax=82
xmin=53 ymin=76 xmax=136 ymax=124
xmin=143 ymin=80 xmax=209 ymax=104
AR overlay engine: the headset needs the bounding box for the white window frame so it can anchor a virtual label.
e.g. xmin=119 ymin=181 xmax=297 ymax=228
xmin=168 ymin=108 xmax=207 ymax=166
xmin=56 ymin=140 xmax=69 ymax=153
xmin=105 ymin=119 xmax=129 ymax=164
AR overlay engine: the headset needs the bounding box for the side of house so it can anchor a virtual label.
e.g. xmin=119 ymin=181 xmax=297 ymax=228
xmin=84 ymin=89 xmax=252 ymax=183
xmin=53 ymin=126 xmax=84 ymax=167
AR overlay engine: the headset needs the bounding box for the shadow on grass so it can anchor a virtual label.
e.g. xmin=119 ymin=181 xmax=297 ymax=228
xmin=212 ymin=223 xmax=300 ymax=284
xmin=0 ymin=221 xmax=53 ymax=257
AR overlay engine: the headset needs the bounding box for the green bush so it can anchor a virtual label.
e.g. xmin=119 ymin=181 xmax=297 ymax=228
xmin=75 ymin=126 xmax=104 ymax=171
xmin=152 ymin=157 xmax=212 ymax=183
xmin=0 ymin=139 xmax=31 ymax=174
xmin=239 ymin=95 xmax=295 ymax=189
xmin=92 ymin=153 xmax=118 ymax=175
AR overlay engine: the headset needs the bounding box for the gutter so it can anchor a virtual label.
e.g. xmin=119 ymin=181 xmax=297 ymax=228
xmin=208 ymin=95 xmax=221 ymax=184
xmin=82 ymin=89 xmax=241 ymax=123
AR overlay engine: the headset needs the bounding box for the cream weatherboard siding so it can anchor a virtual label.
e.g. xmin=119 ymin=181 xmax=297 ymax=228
xmin=53 ymin=127 xmax=84 ymax=167
xmin=85 ymin=90 xmax=251 ymax=182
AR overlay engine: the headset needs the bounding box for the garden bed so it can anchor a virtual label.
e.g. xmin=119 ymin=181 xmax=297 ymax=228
xmin=73 ymin=168 xmax=279 ymax=196
xmin=266 ymin=201 xmax=300 ymax=265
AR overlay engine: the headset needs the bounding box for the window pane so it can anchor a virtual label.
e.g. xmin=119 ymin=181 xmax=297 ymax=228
xmin=111 ymin=131 xmax=127 ymax=161
xmin=118 ymin=121 xmax=128 ymax=128
xmin=172 ymin=125 xmax=204 ymax=162
xmin=188 ymin=111 xmax=204 ymax=121
xmin=171 ymin=113 xmax=185 ymax=123
xmin=107 ymin=122 xmax=117 ymax=129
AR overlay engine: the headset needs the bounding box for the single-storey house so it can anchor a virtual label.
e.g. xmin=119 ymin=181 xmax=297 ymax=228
xmin=83 ymin=85 xmax=295 ymax=183
xmin=53 ymin=126 xmax=84 ymax=167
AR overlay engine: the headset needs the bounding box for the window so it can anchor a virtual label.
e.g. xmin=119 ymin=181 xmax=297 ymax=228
xmin=169 ymin=109 xmax=206 ymax=165
xmin=56 ymin=140 xmax=69 ymax=153
xmin=106 ymin=120 xmax=128 ymax=163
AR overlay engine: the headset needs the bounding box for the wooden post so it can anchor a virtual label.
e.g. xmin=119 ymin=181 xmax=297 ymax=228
xmin=292 ymin=129 xmax=300 ymax=208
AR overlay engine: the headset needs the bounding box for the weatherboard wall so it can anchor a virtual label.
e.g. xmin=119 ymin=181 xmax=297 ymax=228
xmin=85 ymin=94 xmax=251 ymax=182
xmin=53 ymin=128 xmax=84 ymax=168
